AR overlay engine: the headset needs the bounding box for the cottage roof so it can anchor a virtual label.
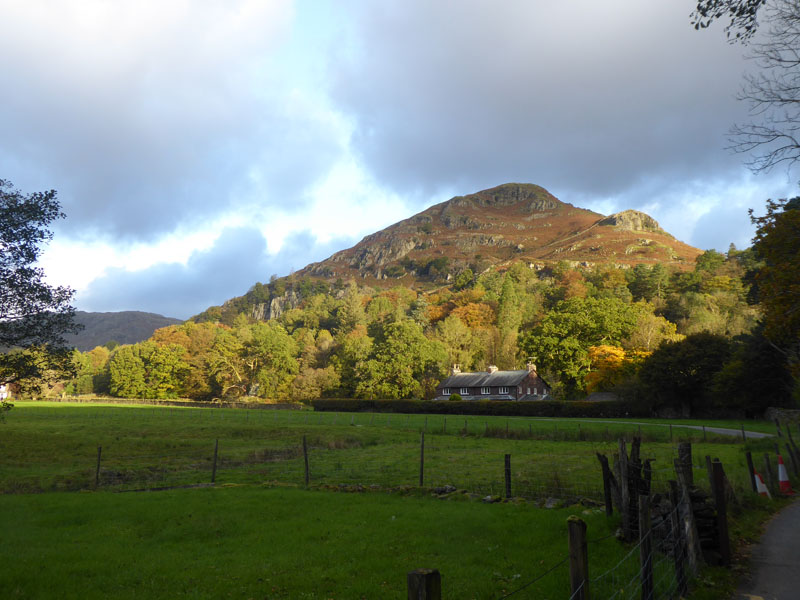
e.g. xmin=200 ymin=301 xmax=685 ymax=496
xmin=438 ymin=369 xmax=531 ymax=388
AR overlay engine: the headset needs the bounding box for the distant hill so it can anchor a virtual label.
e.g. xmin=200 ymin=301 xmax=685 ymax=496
xmin=193 ymin=183 xmax=703 ymax=324
xmin=65 ymin=311 xmax=183 ymax=351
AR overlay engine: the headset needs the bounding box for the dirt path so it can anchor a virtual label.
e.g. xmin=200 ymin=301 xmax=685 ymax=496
xmin=736 ymin=499 xmax=800 ymax=600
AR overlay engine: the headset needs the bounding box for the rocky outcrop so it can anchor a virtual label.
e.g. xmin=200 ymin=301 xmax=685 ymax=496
xmin=251 ymin=290 xmax=302 ymax=321
xmin=599 ymin=210 xmax=662 ymax=233
xmin=348 ymin=236 xmax=421 ymax=268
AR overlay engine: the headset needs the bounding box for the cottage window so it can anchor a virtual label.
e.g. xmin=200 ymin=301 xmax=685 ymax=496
xmin=481 ymin=387 xmax=491 ymax=395
xmin=499 ymin=386 xmax=509 ymax=394
xmin=442 ymin=388 xmax=451 ymax=395
xmin=460 ymin=387 xmax=470 ymax=395
xmin=527 ymin=387 xmax=531 ymax=395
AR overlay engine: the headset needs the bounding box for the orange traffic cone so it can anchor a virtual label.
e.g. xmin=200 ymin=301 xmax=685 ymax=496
xmin=754 ymin=470 xmax=772 ymax=499
xmin=777 ymin=455 xmax=795 ymax=495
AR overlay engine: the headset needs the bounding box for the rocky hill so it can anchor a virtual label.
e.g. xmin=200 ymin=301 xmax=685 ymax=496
xmin=192 ymin=183 xmax=703 ymax=325
xmin=299 ymin=183 xmax=700 ymax=285
xmin=65 ymin=311 xmax=183 ymax=351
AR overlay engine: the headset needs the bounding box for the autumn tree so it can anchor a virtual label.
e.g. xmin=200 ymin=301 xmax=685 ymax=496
xmin=519 ymin=297 xmax=640 ymax=394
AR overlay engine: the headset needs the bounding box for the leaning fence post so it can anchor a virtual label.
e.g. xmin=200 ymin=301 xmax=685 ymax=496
xmin=668 ymin=481 xmax=689 ymax=596
xmin=567 ymin=516 xmax=589 ymax=600
xmin=211 ymin=438 xmax=219 ymax=483
xmin=711 ymin=460 xmax=731 ymax=566
xmin=407 ymin=569 xmax=441 ymax=600
xmin=302 ymin=435 xmax=310 ymax=487
xmin=775 ymin=419 xmax=783 ymax=438
xmin=419 ymin=432 xmax=425 ymax=487
xmin=597 ymin=453 xmax=614 ymax=516
xmin=639 ymin=494 xmax=654 ymax=600
xmin=504 ymin=454 xmax=512 ymax=499
xmin=746 ymin=451 xmax=757 ymax=493
xmin=95 ymin=446 xmax=102 ymax=488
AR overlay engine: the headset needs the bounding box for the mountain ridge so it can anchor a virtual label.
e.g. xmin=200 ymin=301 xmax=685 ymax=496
xmin=299 ymin=183 xmax=700 ymax=284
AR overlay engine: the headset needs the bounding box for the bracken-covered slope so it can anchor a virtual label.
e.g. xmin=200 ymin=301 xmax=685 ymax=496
xmin=298 ymin=183 xmax=701 ymax=286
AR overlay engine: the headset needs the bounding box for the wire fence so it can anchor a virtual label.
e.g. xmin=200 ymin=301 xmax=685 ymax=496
xmin=8 ymin=406 xmax=789 ymax=598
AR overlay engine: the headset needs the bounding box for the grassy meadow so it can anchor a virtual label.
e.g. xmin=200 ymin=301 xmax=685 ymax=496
xmin=0 ymin=402 xmax=784 ymax=598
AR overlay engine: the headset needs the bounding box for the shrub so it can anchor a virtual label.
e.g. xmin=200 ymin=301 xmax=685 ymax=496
xmin=449 ymin=393 xmax=462 ymax=402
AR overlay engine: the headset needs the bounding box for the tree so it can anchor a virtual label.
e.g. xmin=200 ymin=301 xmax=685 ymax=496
xmin=355 ymin=320 xmax=447 ymax=399
xmin=519 ymin=297 xmax=640 ymax=394
xmin=0 ymin=180 xmax=80 ymax=396
xmin=692 ymin=0 xmax=767 ymax=41
xmin=750 ymin=197 xmax=800 ymax=398
xmin=638 ymin=332 xmax=733 ymax=416
xmin=727 ymin=1 xmax=800 ymax=174
xmin=750 ymin=197 xmax=800 ymax=343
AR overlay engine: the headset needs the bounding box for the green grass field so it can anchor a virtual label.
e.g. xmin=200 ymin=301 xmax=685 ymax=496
xmin=0 ymin=402 xmax=786 ymax=598
xmin=1 ymin=402 xmax=775 ymax=497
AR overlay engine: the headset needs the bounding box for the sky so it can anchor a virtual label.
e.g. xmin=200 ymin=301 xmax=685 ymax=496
xmin=1 ymin=0 xmax=797 ymax=319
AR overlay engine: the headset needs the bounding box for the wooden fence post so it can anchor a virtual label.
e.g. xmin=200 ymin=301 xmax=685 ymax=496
xmin=639 ymin=494 xmax=654 ymax=600
xmin=741 ymin=424 xmax=747 ymax=443
xmin=746 ymin=451 xmax=757 ymax=492
xmin=711 ymin=460 xmax=731 ymax=566
xmin=504 ymin=454 xmax=512 ymax=499
xmin=785 ymin=443 xmax=799 ymax=477
xmin=705 ymin=455 xmax=714 ymax=492
xmin=775 ymin=419 xmax=783 ymax=438
xmin=619 ymin=439 xmax=631 ymax=540
xmin=597 ymin=453 xmax=614 ymax=516
xmin=674 ymin=458 xmax=702 ymax=572
xmin=678 ymin=442 xmax=693 ymax=486
xmin=568 ymin=516 xmax=589 ymax=600
xmin=211 ymin=438 xmax=219 ymax=483
xmin=419 ymin=432 xmax=425 ymax=487
xmin=95 ymin=446 xmax=102 ymax=488
xmin=303 ymin=435 xmax=310 ymax=487
xmin=668 ymin=481 xmax=689 ymax=596
xmin=407 ymin=569 xmax=441 ymax=600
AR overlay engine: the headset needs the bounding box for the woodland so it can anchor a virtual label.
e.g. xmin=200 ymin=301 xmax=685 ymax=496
xmin=61 ymin=197 xmax=799 ymax=418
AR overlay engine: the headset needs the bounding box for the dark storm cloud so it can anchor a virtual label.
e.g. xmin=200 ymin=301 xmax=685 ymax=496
xmin=0 ymin=1 xmax=342 ymax=243
xmin=329 ymin=1 xmax=757 ymax=205
xmin=77 ymin=227 xmax=355 ymax=319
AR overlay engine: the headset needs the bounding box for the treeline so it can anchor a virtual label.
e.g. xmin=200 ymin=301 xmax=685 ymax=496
xmin=63 ymin=199 xmax=800 ymax=417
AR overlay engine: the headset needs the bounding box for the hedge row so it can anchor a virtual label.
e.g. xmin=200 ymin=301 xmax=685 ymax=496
xmin=34 ymin=397 xmax=303 ymax=410
xmin=311 ymin=398 xmax=648 ymax=418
